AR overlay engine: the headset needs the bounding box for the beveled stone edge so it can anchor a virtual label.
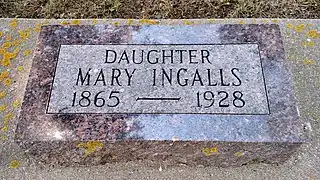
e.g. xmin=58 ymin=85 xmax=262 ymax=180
xmin=15 ymin=24 xmax=305 ymax=143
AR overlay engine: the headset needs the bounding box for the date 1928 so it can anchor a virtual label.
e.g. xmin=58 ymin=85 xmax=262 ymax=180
xmin=196 ymin=91 xmax=245 ymax=108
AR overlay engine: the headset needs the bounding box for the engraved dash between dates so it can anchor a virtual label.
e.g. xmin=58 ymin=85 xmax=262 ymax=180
xmin=136 ymin=97 xmax=181 ymax=101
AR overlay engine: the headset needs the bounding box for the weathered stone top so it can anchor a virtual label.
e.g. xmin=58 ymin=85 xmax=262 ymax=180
xmin=14 ymin=24 xmax=303 ymax=143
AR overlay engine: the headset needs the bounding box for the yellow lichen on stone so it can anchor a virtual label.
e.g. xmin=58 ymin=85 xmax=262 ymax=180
xmin=1 ymin=57 xmax=11 ymax=67
xmin=23 ymin=49 xmax=32 ymax=56
xmin=0 ymin=70 xmax=9 ymax=80
xmin=92 ymin=19 xmax=98 ymax=25
xmin=263 ymin=19 xmax=269 ymax=23
xmin=307 ymin=41 xmax=314 ymax=47
xmin=210 ymin=147 xmax=218 ymax=154
xmin=13 ymin=99 xmax=21 ymax=108
xmin=9 ymin=19 xmax=18 ymax=28
xmin=1 ymin=135 xmax=6 ymax=141
xmin=34 ymin=23 xmax=43 ymax=32
xmin=4 ymin=52 xmax=11 ymax=59
xmin=11 ymin=40 xmax=19 ymax=46
xmin=184 ymin=19 xmax=192 ymax=25
xmin=34 ymin=27 xmax=41 ymax=32
xmin=9 ymin=160 xmax=20 ymax=169
xmin=5 ymin=51 xmax=18 ymax=59
xmin=139 ymin=19 xmax=159 ymax=25
xmin=2 ymin=42 xmax=11 ymax=49
xmin=202 ymin=147 xmax=218 ymax=156
xmin=5 ymin=36 xmax=12 ymax=41
xmin=303 ymin=59 xmax=317 ymax=65
xmin=5 ymin=111 xmax=14 ymax=121
xmin=1 ymin=125 xmax=8 ymax=132
xmin=128 ymin=19 xmax=133 ymax=25
xmin=0 ymin=71 xmax=10 ymax=83
xmin=77 ymin=141 xmax=104 ymax=156
xmin=302 ymin=40 xmax=314 ymax=47
xmin=202 ymin=148 xmax=211 ymax=156
xmin=0 ymin=48 xmax=5 ymax=55
xmin=234 ymin=151 xmax=245 ymax=157
xmin=306 ymin=30 xmax=320 ymax=39
xmin=209 ymin=19 xmax=215 ymax=23
xmin=3 ymin=78 xmax=12 ymax=86
xmin=1 ymin=50 xmax=18 ymax=67
xmin=271 ymin=19 xmax=278 ymax=23
xmin=0 ymin=105 xmax=6 ymax=112
xmin=71 ymin=19 xmax=81 ymax=25
xmin=294 ymin=24 xmax=306 ymax=33
xmin=17 ymin=66 xmax=24 ymax=71
xmin=286 ymin=23 xmax=293 ymax=29
xmin=138 ymin=19 xmax=146 ymax=24
xmin=61 ymin=21 xmax=70 ymax=26
xmin=0 ymin=91 xmax=6 ymax=99
xmin=239 ymin=20 xmax=245 ymax=24
xmin=113 ymin=22 xmax=119 ymax=27
xmin=19 ymin=29 xmax=31 ymax=40
xmin=0 ymin=31 xmax=3 ymax=37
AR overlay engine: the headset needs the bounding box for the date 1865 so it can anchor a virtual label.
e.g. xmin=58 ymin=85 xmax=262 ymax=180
xmin=72 ymin=91 xmax=120 ymax=107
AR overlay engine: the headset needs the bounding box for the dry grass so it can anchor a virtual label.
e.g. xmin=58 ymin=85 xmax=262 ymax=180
xmin=0 ymin=0 xmax=319 ymax=19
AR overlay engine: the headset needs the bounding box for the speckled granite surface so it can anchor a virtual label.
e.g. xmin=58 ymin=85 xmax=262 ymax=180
xmin=12 ymin=23 xmax=307 ymax=167
xmin=0 ymin=19 xmax=319 ymax=179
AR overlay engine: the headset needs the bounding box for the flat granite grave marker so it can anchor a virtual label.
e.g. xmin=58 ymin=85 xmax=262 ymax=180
xmin=15 ymin=24 xmax=307 ymax=167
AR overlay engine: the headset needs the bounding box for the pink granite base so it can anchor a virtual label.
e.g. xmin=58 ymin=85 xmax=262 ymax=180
xmin=15 ymin=24 xmax=306 ymax=167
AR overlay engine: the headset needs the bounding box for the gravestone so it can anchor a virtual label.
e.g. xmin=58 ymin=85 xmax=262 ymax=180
xmin=15 ymin=24 xmax=307 ymax=167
